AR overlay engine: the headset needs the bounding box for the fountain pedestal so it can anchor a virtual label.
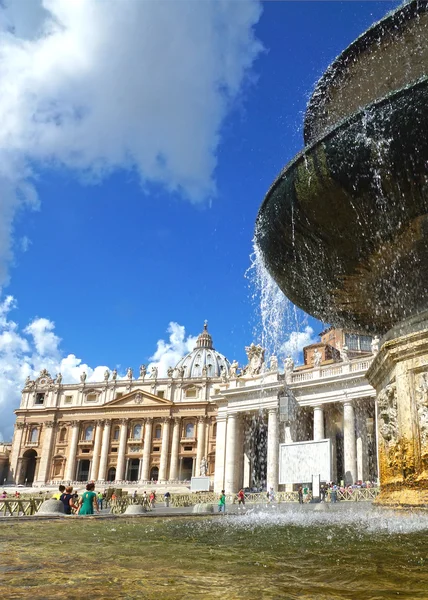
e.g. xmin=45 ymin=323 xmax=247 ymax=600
xmin=367 ymin=324 xmax=428 ymax=507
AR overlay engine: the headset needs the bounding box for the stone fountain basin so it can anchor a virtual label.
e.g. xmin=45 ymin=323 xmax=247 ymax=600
xmin=256 ymin=78 xmax=428 ymax=334
xmin=304 ymin=1 xmax=428 ymax=144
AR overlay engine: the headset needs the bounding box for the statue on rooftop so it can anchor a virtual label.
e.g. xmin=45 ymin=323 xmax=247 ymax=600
xmin=139 ymin=364 xmax=147 ymax=380
xmin=151 ymin=366 xmax=158 ymax=380
xmin=244 ymin=343 xmax=265 ymax=376
xmin=313 ymin=349 xmax=322 ymax=368
xmin=341 ymin=345 xmax=349 ymax=363
xmin=230 ymin=360 xmax=239 ymax=378
xmin=112 ymin=368 xmax=118 ymax=381
xmin=371 ymin=336 xmax=380 ymax=355
xmin=127 ymin=367 xmax=133 ymax=380
xmin=167 ymin=366 xmax=174 ymax=378
xmin=269 ymin=355 xmax=278 ymax=372
xmin=80 ymin=371 xmax=87 ymax=383
xmin=104 ymin=369 xmax=110 ymax=381
xmin=56 ymin=373 xmax=62 ymax=385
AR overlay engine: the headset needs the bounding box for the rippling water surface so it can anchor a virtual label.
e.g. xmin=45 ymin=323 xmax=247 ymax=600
xmin=1 ymin=505 xmax=428 ymax=599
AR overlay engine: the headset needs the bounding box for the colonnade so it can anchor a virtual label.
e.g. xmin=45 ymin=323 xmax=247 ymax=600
xmin=310 ymin=400 xmax=371 ymax=485
xmin=215 ymin=408 xmax=280 ymax=494
xmin=30 ymin=415 xmax=209 ymax=483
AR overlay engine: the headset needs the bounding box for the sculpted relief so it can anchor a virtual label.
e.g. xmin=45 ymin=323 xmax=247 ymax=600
xmin=377 ymin=383 xmax=398 ymax=444
xmin=416 ymin=372 xmax=428 ymax=446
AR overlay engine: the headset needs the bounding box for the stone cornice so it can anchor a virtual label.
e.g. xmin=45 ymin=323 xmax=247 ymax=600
xmin=367 ymin=328 xmax=428 ymax=388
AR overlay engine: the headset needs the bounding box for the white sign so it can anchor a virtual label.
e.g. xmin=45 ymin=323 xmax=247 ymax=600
xmin=191 ymin=476 xmax=211 ymax=492
xmin=279 ymin=439 xmax=331 ymax=484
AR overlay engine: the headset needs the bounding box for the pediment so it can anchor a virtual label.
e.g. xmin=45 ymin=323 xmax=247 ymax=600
xmin=105 ymin=389 xmax=173 ymax=408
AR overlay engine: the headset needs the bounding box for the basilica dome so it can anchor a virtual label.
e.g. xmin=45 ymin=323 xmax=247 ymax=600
xmin=174 ymin=322 xmax=230 ymax=379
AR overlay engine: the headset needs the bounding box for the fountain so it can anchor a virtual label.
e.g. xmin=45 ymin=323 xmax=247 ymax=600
xmin=255 ymin=0 xmax=428 ymax=507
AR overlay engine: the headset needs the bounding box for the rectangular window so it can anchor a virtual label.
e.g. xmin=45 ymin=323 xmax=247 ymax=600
xmin=116 ymin=392 xmax=123 ymax=399
xmin=82 ymin=448 xmax=90 ymax=454
xmin=157 ymin=391 xmax=165 ymax=399
xmin=184 ymin=446 xmax=192 ymax=451
xmin=153 ymin=446 xmax=160 ymax=452
xmin=35 ymin=393 xmax=45 ymax=405
xmin=111 ymin=448 xmax=118 ymax=453
xmin=86 ymin=394 xmax=97 ymax=402
xmin=64 ymin=395 xmax=73 ymax=404
xmin=345 ymin=333 xmax=373 ymax=352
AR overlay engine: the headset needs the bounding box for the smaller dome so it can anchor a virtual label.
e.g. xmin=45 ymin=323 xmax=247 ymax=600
xmin=174 ymin=322 xmax=230 ymax=379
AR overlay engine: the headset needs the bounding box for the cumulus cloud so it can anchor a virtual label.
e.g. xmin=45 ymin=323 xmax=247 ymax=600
xmin=0 ymin=297 xmax=195 ymax=441
xmin=0 ymin=0 xmax=262 ymax=283
xmin=281 ymin=326 xmax=317 ymax=364
xmin=148 ymin=322 xmax=197 ymax=377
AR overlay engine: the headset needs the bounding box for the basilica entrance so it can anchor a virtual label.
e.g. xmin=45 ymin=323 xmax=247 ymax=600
xmin=76 ymin=459 xmax=90 ymax=481
xmin=107 ymin=467 xmax=116 ymax=482
xmin=127 ymin=459 xmax=140 ymax=481
xmin=22 ymin=449 xmax=37 ymax=485
xmin=150 ymin=466 xmax=159 ymax=481
xmin=180 ymin=457 xmax=193 ymax=481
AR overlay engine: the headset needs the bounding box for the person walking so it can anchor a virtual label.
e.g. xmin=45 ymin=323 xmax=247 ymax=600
xmin=97 ymin=491 xmax=104 ymax=510
xmin=237 ymin=489 xmax=245 ymax=509
xmin=77 ymin=483 xmax=100 ymax=515
xmin=164 ymin=491 xmax=171 ymax=507
xmin=218 ymin=490 xmax=226 ymax=513
xmin=298 ymin=486 xmax=303 ymax=504
xmin=149 ymin=491 xmax=156 ymax=508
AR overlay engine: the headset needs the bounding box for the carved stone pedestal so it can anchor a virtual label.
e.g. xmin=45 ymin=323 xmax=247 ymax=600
xmin=367 ymin=324 xmax=428 ymax=507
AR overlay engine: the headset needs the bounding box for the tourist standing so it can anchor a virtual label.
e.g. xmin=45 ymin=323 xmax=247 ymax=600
xmin=268 ymin=487 xmax=275 ymax=503
xmin=97 ymin=491 xmax=104 ymax=510
xmin=164 ymin=491 xmax=171 ymax=507
xmin=237 ymin=489 xmax=245 ymax=508
xmin=77 ymin=483 xmax=100 ymax=515
xmin=218 ymin=490 xmax=226 ymax=513
xmin=60 ymin=486 xmax=78 ymax=515
xmin=298 ymin=486 xmax=303 ymax=504
xmin=150 ymin=491 xmax=156 ymax=508
xmin=53 ymin=484 xmax=65 ymax=500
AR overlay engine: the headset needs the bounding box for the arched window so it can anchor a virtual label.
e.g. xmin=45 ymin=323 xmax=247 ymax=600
xmin=29 ymin=428 xmax=38 ymax=443
xmin=84 ymin=425 xmax=94 ymax=441
xmin=107 ymin=467 xmax=116 ymax=481
xmin=207 ymin=363 xmax=213 ymax=377
xmin=133 ymin=424 xmax=142 ymax=439
xmin=59 ymin=427 xmax=67 ymax=443
xmin=154 ymin=425 xmax=162 ymax=439
xmin=113 ymin=426 xmax=120 ymax=441
xmin=185 ymin=422 xmax=195 ymax=438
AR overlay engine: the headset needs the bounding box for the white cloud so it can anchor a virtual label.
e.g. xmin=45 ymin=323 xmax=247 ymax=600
xmin=148 ymin=322 xmax=197 ymax=377
xmin=281 ymin=326 xmax=317 ymax=364
xmin=0 ymin=0 xmax=262 ymax=284
xmin=0 ymin=297 xmax=195 ymax=441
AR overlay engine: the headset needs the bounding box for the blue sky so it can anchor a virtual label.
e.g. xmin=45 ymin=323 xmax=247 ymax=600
xmin=0 ymin=0 xmax=399 ymax=437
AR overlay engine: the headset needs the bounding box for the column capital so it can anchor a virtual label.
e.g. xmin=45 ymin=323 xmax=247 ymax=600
xmin=95 ymin=419 xmax=105 ymax=426
xmin=197 ymin=415 xmax=207 ymax=424
xmin=162 ymin=416 xmax=172 ymax=424
xmin=173 ymin=416 xmax=181 ymax=425
xmin=44 ymin=421 xmax=56 ymax=428
xmin=103 ymin=419 xmax=112 ymax=426
xmin=268 ymin=407 xmax=278 ymax=415
xmin=145 ymin=416 xmax=153 ymax=423
xmin=343 ymin=399 xmax=354 ymax=408
xmin=16 ymin=422 xmax=26 ymax=430
xmin=71 ymin=420 xmax=80 ymax=427
xmin=119 ymin=418 xmax=128 ymax=426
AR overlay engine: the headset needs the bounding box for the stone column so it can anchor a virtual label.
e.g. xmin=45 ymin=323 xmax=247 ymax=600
xmin=90 ymin=420 xmax=104 ymax=481
xmin=115 ymin=419 xmax=128 ymax=481
xmin=313 ymin=406 xmax=325 ymax=441
xmin=8 ymin=422 xmax=26 ymax=483
xmin=325 ymin=410 xmax=337 ymax=483
xmin=36 ymin=421 xmax=56 ymax=483
xmin=141 ymin=418 xmax=153 ymax=481
xmin=356 ymin=403 xmax=369 ymax=482
xmin=195 ymin=416 xmax=206 ymax=476
xmin=97 ymin=419 xmax=111 ymax=481
xmin=343 ymin=401 xmax=357 ymax=485
xmin=169 ymin=417 xmax=181 ymax=480
xmin=65 ymin=421 xmax=80 ymax=481
xmin=267 ymin=408 xmax=279 ymax=492
xmin=224 ymin=414 xmax=238 ymax=494
xmin=214 ymin=415 xmax=227 ymax=492
xmin=159 ymin=417 xmax=171 ymax=481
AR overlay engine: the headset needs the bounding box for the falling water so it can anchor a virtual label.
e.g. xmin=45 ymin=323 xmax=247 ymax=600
xmin=246 ymin=233 xmax=313 ymax=365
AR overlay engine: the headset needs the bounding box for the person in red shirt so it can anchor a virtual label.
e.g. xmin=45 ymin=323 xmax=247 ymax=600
xmin=237 ymin=489 xmax=245 ymax=508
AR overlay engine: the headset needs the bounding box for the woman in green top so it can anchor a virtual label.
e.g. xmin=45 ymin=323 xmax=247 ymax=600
xmin=78 ymin=482 xmax=100 ymax=515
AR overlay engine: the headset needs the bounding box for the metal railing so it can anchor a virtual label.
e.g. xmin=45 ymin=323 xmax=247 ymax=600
xmin=0 ymin=498 xmax=43 ymax=516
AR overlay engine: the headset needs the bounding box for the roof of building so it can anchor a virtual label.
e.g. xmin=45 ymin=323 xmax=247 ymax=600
xmin=174 ymin=322 xmax=230 ymax=379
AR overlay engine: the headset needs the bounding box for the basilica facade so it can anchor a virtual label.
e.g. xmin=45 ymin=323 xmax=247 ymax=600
xmin=8 ymin=323 xmax=379 ymax=493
